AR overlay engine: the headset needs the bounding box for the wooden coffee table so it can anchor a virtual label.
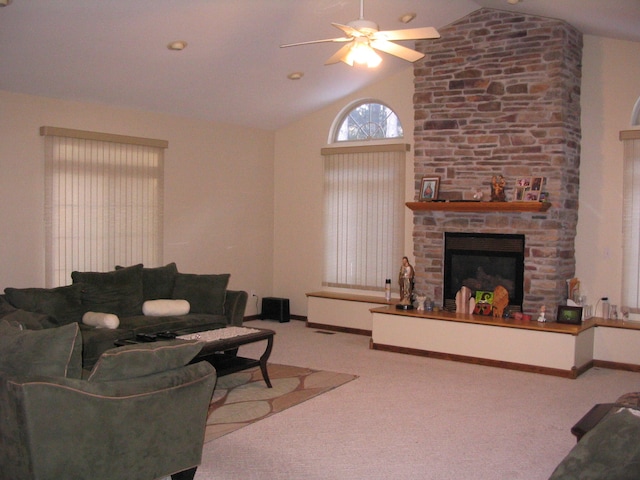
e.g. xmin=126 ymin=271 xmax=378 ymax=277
xmin=116 ymin=326 xmax=275 ymax=388
xmin=175 ymin=326 xmax=275 ymax=387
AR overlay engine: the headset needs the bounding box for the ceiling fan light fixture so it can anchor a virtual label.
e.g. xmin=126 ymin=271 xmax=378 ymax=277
xmin=346 ymin=39 xmax=382 ymax=68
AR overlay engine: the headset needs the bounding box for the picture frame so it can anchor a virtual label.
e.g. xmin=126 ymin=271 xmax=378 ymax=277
xmin=557 ymin=305 xmax=583 ymax=325
xmin=514 ymin=176 xmax=545 ymax=202
xmin=419 ymin=176 xmax=440 ymax=201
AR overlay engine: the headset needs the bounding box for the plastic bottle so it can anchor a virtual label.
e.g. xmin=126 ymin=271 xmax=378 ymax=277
xmin=601 ymin=297 xmax=610 ymax=319
xmin=384 ymin=279 xmax=391 ymax=301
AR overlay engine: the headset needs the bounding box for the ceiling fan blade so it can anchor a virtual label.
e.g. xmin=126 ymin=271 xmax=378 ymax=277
xmin=370 ymin=39 xmax=425 ymax=62
xmin=373 ymin=26 xmax=440 ymax=41
xmin=331 ymin=22 xmax=364 ymax=37
xmin=325 ymin=42 xmax=355 ymax=66
xmin=280 ymin=36 xmax=351 ymax=48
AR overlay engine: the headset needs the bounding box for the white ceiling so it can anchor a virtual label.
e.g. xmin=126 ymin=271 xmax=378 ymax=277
xmin=1 ymin=0 xmax=638 ymax=130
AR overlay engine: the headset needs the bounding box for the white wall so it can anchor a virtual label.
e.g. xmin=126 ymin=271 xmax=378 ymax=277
xmin=0 ymin=91 xmax=275 ymax=316
xmin=576 ymin=36 xmax=640 ymax=312
xmin=273 ymin=68 xmax=416 ymax=316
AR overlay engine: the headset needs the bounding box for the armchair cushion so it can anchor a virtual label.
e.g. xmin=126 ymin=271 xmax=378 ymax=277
xmin=72 ymin=263 xmax=144 ymax=317
xmin=87 ymin=340 xmax=203 ymax=382
xmin=0 ymin=321 xmax=82 ymax=379
xmin=172 ymin=273 xmax=230 ymax=314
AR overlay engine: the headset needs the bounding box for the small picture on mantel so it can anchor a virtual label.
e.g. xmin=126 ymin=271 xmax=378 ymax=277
xmin=514 ymin=176 xmax=545 ymax=202
xmin=419 ymin=176 xmax=440 ymax=201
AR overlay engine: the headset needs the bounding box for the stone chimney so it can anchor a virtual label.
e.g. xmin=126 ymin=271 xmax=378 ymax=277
xmin=411 ymin=9 xmax=582 ymax=315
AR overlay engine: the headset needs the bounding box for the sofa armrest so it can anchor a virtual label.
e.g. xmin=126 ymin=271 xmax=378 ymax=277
xmin=224 ymin=290 xmax=248 ymax=327
xmin=0 ymin=362 xmax=217 ymax=480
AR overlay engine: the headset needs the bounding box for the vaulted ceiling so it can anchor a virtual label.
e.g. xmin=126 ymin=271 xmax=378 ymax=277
xmin=1 ymin=0 xmax=638 ymax=130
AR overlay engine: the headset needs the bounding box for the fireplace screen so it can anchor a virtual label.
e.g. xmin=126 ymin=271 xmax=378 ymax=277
xmin=443 ymin=232 xmax=525 ymax=312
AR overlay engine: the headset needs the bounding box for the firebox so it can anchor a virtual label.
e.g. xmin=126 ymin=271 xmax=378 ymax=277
xmin=443 ymin=232 xmax=525 ymax=313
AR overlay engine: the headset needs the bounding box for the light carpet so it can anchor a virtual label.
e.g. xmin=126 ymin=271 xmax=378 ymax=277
xmin=204 ymin=363 xmax=357 ymax=443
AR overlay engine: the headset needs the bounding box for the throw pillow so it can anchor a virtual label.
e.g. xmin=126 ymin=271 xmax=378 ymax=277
xmin=171 ymin=273 xmax=230 ymax=315
xmin=72 ymin=264 xmax=144 ymax=317
xmin=116 ymin=262 xmax=178 ymax=301
xmin=4 ymin=284 xmax=85 ymax=325
xmin=82 ymin=311 xmax=120 ymax=329
xmin=0 ymin=309 xmax=55 ymax=330
xmin=142 ymin=299 xmax=190 ymax=316
xmin=0 ymin=320 xmax=83 ymax=379
xmin=87 ymin=340 xmax=203 ymax=382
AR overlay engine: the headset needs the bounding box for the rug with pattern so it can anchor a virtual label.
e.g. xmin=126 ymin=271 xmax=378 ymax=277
xmin=204 ymin=363 xmax=357 ymax=442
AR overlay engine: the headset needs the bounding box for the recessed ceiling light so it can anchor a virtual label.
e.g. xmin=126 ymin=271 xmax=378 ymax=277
xmin=287 ymin=72 xmax=304 ymax=80
xmin=167 ymin=41 xmax=187 ymax=51
xmin=507 ymin=0 xmax=522 ymax=4
xmin=399 ymin=12 xmax=416 ymax=24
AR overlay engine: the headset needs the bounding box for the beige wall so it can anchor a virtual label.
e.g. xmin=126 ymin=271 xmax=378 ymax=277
xmin=273 ymin=69 xmax=416 ymax=316
xmin=0 ymin=91 xmax=274 ymax=316
xmin=276 ymin=35 xmax=640 ymax=318
xmin=576 ymin=36 xmax=640 ymax=311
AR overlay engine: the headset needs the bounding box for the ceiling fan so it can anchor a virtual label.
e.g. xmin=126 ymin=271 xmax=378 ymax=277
xmin=280 ymin=0 xmax=440 ymax=68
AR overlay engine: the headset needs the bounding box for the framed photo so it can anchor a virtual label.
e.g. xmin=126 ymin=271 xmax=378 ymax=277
xmin=530 ymin=177 xmax=544 ymax=191
xmin=557 ymin=305 xmax=583 ymax=325
xmin=419 ymin=176 xmax=440 ymax=201
xmin=524 ymin=190 xmax=540 ymax=202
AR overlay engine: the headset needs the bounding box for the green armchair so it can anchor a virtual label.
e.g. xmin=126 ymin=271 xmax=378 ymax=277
xmin=0 ymin=321 xmax=217 ymax=480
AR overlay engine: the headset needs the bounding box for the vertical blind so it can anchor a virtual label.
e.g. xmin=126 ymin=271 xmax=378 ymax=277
xmin=622 ymin=129 xmax=640 ymax=311
xmin=41 ymin=127 xmax=167 ymax=287
xmin=322 ymin=144 xmax=407 ymax=290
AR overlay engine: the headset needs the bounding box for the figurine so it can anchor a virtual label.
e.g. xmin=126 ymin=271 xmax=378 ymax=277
xmin=491 ymin=175 xmax=507 ymax=202
xmin=398 ymin=256 xmax=415 ymax=306
xmin=537 ymin=305 xmax=546 ymax=322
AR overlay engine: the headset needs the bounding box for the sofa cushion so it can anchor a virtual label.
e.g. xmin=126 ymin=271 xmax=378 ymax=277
xmin=116 ymin=262 xmax=178 ymax=301
xmin=4 ymin=284 xmax=85 ymax=326
xmin=72 ymin=264 xmax=144 ymax=317
xmin=118 ymin=313 xmax=228 ymax=334
xmin=172 ymin=273 xmax=230 ymax=315
xmin=549 ymin=407 xmax=640 ymax=480
xmin=0 ymin=320 xmax=83 ymax=379
xmin=87 ymin=340 xmax=203 ymax=382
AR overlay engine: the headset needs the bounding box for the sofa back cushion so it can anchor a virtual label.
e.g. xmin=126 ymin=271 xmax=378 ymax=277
xmin=4 ymin=284 xmax=85 ymax=326
xmin=0 ymin=320 xmax=83 ymax=379
xmin=87 ymin=340 xmax=203 ymax=382
xmin=72 ymin=264 xmax=144 ymax=317
xmin=116 ymin=262 xmax=178 ymax=301
xmin=171 ymin=273 xmax=230 ymax=315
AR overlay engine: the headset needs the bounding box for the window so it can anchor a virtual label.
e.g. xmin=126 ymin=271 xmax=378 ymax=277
xmin=323 ymin=101 xmax=407 ymax=291
xmin=333 ymin=101 xmax=403 ymax=142
xmin=41 ymin=127 xmax=167 ymax=287
xmin=621 ymin=128 xmax=640 ymax=311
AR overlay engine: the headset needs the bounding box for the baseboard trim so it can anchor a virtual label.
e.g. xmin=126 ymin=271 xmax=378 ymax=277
xmin=593 ymin=359 xmax=640 ymax=373
xmin=370 ymin=341 xmax=583 ymax=379
xmin=306 ymin=321 xmax=371 ymax=336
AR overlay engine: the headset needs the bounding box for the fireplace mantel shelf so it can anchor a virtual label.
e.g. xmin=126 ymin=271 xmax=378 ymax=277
xmin=406 ymin=201 xmax=551 ymax=213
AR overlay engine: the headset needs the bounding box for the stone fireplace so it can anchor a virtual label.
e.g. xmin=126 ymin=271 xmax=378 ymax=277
xmin=411 ymin=9 xmax=582 ymax=315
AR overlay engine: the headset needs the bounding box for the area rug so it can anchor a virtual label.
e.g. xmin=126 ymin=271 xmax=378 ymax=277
xmin=204 ymin=363 xmax=357 ymax=443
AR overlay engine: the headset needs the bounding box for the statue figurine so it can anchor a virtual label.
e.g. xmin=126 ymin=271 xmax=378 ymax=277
xmin=491 ymin=175 xmax=507 ymax=202
xmin=398 ymin=256 xmax=415 ymax=307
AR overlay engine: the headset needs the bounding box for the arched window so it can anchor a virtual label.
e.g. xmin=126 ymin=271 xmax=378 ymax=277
xmin=323 ymin=100 xmax=407 ymax=291
xmin=332 ymin=100 xmax=403 ymax=142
